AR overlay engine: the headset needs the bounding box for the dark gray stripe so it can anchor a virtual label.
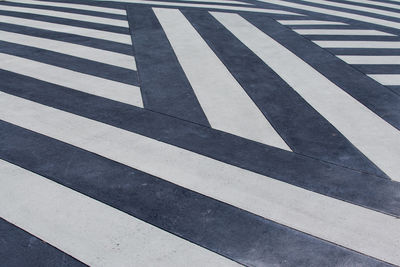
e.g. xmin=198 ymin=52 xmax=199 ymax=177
xmin=24 ymin=0 xmax=129 ymax=10
xmin=359 ymin=0 xmax=400 ymax=7
xmin=304 ymin=35 xmax=400 ymax=41
xmin=0 ymin=41 xmax=139 ymax=86
xmin=0 ymin=9 xmax=129 ymax=34
xmin=242 ymin=12 xmax=400 ymax=130
xmin=183 ymin=9 xmax=386 ymax=178
xmin=0 ymin=218 xmax=86 ymax=267
xmin=1 ymin=70 xmax=400 ymax=217
xmin=386 ymin=85 xmax=400 ymax=94
xmin=288 ymin=24 xmax=358 ymax=29
xmin=0 ymin=1 xmax=127 ymax=19
xmin=284 ymin=0 xmax=400 ymax=23
xmin=247 ymin=0 xmax=400 ymax=36
xmin=354 ymin=64 xmax=400 ymax=74
xmin=329 ymin=48 xmax=400 ymax=56
xmin=330 ymin=0 xmax=400 ymax=13
xmin=0 ymin=23 xmax=133 ymax=55
xmin=0 ymin=121 xmax=391 ymax=267
xmin=127 ymin=6 xmax=210 ymax=126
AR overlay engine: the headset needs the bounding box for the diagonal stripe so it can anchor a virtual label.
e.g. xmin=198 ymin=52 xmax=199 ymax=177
xmin=301 ymin=0 xmax=400 ymax=20
xmin=0 ymin=120 xmax=392 ymax=267
xmin=369 ymin=74 xmax=400 ymax=85
xmin=183 ymin=9 xmax=385 ymax=175
xmin=128 ymin=6 xmax=210 ymax=126
xmin=258 ymin=0 xmax=400 ymax=30
xmin=277 ymin=19 xmax=347 ymax=25
xmin=338 ymin=55 xmax=400 ymax=64
xmin=387 ymin=85 xmax=400 ymax=94
xmin=0 ymin=53 xmax=142 ymax=107
xmin=0 ymin=3 xmax=129 ymax=27
xmin=0 ymin=30 xmax=136 ymax=70
xmin=3 ymin=70 xmax=400 ymax=217
xmin=0 ymin=92 xmax=400 ymax=265
xmin=384 ymin=0 xmax=400 ymax=4
xmin=154 ymin=8 xmax=290 ymax=150
xmin=0 ymin=218 xmax=86 ymax=267
xmin=0 ymin=15 xmax=132 ymax=44
xmin=294 ymin=29 xmax=395 ymax=36
xmin=327 ymin=49 xmax=400 ymax=56
xmin=354 ymin=64 xmax=400 ymax=75
xmin=151 ymin=0 xmax=252 ymax=4
xmin=0 ymin=159 xmax=238 ymax=266
xmin=6 ymin=0 xmax=127 ymax=15
xmin=0 ymin=42 xmax=139 ymax=85
xmin=340 ymin=0 xmax=400 ymax=10
xmin=314 ymin=40 xmax=400 ymax=48
xmin=211 ymin=12 xmax=400 ymax=181
xmin=101 ymin=0 xmax=301 ymax=15
xmin=0 ymin=23 xmax=133 ymax=54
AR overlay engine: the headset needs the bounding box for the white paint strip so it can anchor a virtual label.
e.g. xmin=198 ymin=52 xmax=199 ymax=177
xmin=0 ymin=53 xmax=142 ymax=107
xmin=0 ymin=4 xmax=129 ymax=27
xmin=0 ymin=160 xmax=238 ymax=267
xmin=294 ymin=29 xmax=394 ymax=36
xmin=369 ymin=74 xmax=400 ymax=85
xmin=341 ymin=0 xmax=400 ymax=11
xmin=154 ymin=8 xmax=290 ymax=150
xmin=157 ymin=0 xmax=252 ymax=5
xmin=314 ymin=40 xmax=400 ymax=48
xmin=386 ymin=0 xmax=400 ymax=4
xmin=338 ymin=55 xmax=400 ymax=64
xmin=257 ymin=0 xmax=400 ymax=30
xmin=99 ymin=0 xmax=300 ymax=15
xmin=0 ymin=30 xmax=136 ymax=70
xmin=301 ymin=0 xmax=400 ymax=20
xmin=211 ymin=12 xmax=400 ymax=181
xmin=6 ymin=0 xmax=127 ymax=15
xmin=277 ymin=19 xmax=347 ymax=25
xmin=0 ymin=15 xmax=132 ymax=44
xmin=1 ymin=93 xmax=400 ymax=265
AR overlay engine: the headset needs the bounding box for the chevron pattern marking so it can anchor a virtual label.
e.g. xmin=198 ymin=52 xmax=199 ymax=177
xmin=0 ymin=0 xmax=400 ymax=266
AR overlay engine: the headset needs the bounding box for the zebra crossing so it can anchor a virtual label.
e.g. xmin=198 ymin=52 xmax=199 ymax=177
xmin=258 ymin=0 xmax=400 ymax=95
xmin=285 ymin=18 xmax=400 ymax=93
xmin=0 ymin=0 xmax=399 ymax=266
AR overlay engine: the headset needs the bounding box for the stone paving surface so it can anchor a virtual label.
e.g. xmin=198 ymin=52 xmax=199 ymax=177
xmin=0 ymin=0 xmax=399 ymax=266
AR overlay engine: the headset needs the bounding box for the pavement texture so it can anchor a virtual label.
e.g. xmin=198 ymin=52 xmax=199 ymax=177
xmin=0 ymin=0 xmax=399 ymax=266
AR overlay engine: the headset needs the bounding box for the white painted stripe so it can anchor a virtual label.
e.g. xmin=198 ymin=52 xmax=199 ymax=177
xmin=0 ymin=15 xmax=132 ymax=44
xmin=99 ymin=0 xmax=300 ymax=15
xmin=1 ymin=93 xmax=400 ymax=265
xmin=294 ymin=29 xmax=394 ymax=36
xmin=0 ymin=4 xmax=129 ymax=27
xmin=211 ymin=12 xmax=400 ymax=181
xmin=257 ymin=0 xmax=400 ymax=30
xmin=6 ymin=0 xmax=127 ymax=15
xmin=369 ymin=74 xmax=400 ymax=85
xmin=0 ymin=30 xmax=136 ymax=70
xmin=154 ymin=8 xmax=290 ymax=150
xmin=160 ymin=0 xmax=251 ymax=5
xmin=314 ymin=40 xmax=400 ymax=48
xmin=341 ymin=0 xmax=400 ymax=11
xmin=277 ymin=19 xmax=347 ymax=25
xmin=338 ymin=55 xmax=400 ymax=64
xmin=0 ymin=160 xmax=238 ymax=267
xmin=302 ymin=0 xmax=400 ymax=20
xmin=0 ymin=53 xmax=142 ymax=107
xmin=386 ymin=0 xmax=400 ymax=4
